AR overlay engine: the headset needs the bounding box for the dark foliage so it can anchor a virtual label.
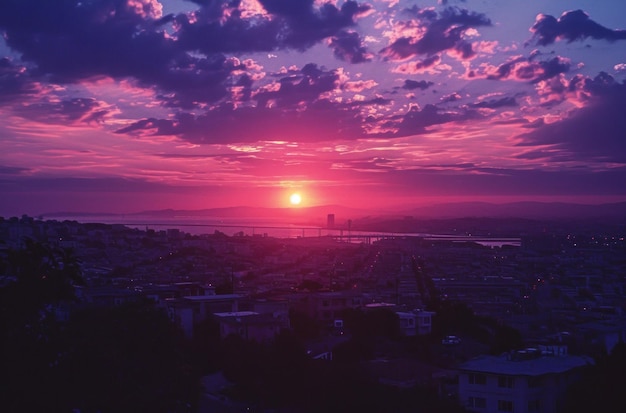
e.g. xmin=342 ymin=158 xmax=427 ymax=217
xmin=432 ymin=300 xmax=523 ymax=353
xmin=339 ymin=307 xmax=402 ymax=340
xmin=58 ymin=301 xmax=198 ymax=412
xmin=212 ymin=329 xmax=466 ymax=413
xmin=559 ymin=341 xmax=626 ymax=413
xmin=289 ymin=308 xmax=322 ymax=339
xmin=0 ymin=241 xmax=198 ymax=413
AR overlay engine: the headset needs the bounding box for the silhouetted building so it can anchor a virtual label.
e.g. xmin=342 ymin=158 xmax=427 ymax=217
xmin=327 ymin=213 xmax=335 ymax=229
xmin=214 ymin=311 xmax=288 ymax=342
xmin=167 ymin=294 xmax=241 ymax=338
xmin=293 ymin=291 xmax=364 ymax=324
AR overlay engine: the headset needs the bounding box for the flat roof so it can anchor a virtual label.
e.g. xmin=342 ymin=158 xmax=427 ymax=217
xmin=366 ymin=302 xmax=396 ymax=308
xmin=458 ymin=354 xmax=593 ymax=376
xmin=183 ymin=294 xmax=241 ymax=301
xmin=310 ymin=291 xmax=363 ymax=297
xmin=396 ymin=311 xmax=417 ymax=316
xmin=213 ymin=311 xmax=259 ymax=318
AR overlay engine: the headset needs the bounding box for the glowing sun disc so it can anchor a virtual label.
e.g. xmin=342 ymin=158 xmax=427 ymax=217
xmin=289 ymin=193 xmax=302 ymax=205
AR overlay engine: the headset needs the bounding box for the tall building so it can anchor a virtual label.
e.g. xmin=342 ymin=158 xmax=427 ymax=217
xmin=327 ymin=213 xmax=335 ymax=229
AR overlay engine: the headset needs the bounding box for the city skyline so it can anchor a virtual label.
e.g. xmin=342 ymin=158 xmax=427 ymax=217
xmin=1 ymin=0 xmax=626 ymax=216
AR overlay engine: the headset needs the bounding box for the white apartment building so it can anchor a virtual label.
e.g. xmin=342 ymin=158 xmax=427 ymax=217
xmin=458 ymin=347 xmax=592 ymax=413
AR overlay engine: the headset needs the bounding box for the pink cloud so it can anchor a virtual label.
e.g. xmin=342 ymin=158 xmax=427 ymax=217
xmin=391 ymin=55 xmax=443 ymax=74
xmin=343 ymin=79 xmax=379 ymax=92
xmin=126 ymin=0 xmax=163 ymax=19
xmin=464 ymin=54 xmax=571 ymax=83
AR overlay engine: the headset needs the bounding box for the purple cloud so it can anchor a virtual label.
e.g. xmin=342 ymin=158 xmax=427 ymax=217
xmin=13 ymin=98 xmax=109 ymax=125
xmin=0 ymin=1 xmax=178 ymax=81
xmin=0 ymin=165 xmax=30 ymax=175
xmin=487 ymin=55 xmax=570 ymax=83
xmin=516 ymin=73 xmax=626 ymax=163
xmin=0 ymin=58 xmax=41 ymax=104
xmin=117 ymin=54 xmax=489 ymax=144
xmin=116 ymin=101 xmax=366 ymax=143
xmin=114 ymin=53 xmax=418 ymax=144
xmin=470 ymin=96 xmax=517 ymax=109
xmin=398 ymin=55 xmax=443 ymax=74
xmin=176 ymin=0 xmax=371 ymax=53
xmin=534 ymin=56 xmax=571 ymax=82
xmin=255 ymin=63 xmax=339 ymax=108
xmin=402 ymin=79 xmax=435 ymax=90
xmin=0 ymin=0 xmax=371 ymax=111
xmin=396 ymin=104 xmax=478 ymax=136
xmin=329 ymin=31 xmax=373 ymax=64
xmin=522 ymin=118 xmax=546 ymax=129
xmin=0 ymin=0 xmax=233 ymax=110
xmin=381 ymin=6 xmax=491 ymax=61
xmin=115 ymin=63 xmax=375 ymax=143
xmin=530 ymin=10 xmax=626 ymax=46
xmin=440 ymin=92 xmax=462 ymax=103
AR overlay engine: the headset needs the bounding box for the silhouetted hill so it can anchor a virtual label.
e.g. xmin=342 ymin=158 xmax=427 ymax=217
xmin=132 ymin=205 xmax=371 ymax=224
xmin=351 ymin=202 xmax=626 ymax=235
xmin=401 ymin=201 xmax=626 ymax=219
xmin=136 ymin=205 xmax=363 ymax=217
xmin=41 ymin=201 xmax=626 ymax=224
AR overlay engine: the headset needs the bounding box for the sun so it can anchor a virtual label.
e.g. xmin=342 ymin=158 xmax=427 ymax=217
xmin=289 ymin=193 xmax=302 ymax=206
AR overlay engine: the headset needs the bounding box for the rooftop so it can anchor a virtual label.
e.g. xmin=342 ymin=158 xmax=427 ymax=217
xmin=213 ymin=311 xmax=259 ymax=318
xmin=366 ymin=302 xmax=396 ymax=308
xmin=458 ymin=353 xmax=593 ymax=376
xmin=183 ymin=294 xmax=241 ymax=301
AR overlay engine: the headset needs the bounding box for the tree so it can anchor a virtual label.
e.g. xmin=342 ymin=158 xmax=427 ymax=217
xmin=289 ymin=308 xmax=321 ymax=339
xmin=0 ymin=239 xmax=85 ymax=412
xmin=4 ymin=239 xmax=83 ymax=306
xmin=1 ymin=241 xmax=198 ymax=412
xmin=490 ymin=324 xmax=524 ymax=354
xmin=339 ymin=308 xmax=401 ymax=340
xmin=560 ymin=341 xmax=626 ymax=413
xmin=57 ymin=301 xmax=199 ymax=413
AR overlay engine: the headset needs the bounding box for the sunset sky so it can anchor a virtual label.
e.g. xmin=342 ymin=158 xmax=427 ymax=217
xmin=1 ymin=0 xmax=626 ymax=216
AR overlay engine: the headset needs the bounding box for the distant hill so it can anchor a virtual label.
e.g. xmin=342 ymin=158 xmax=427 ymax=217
xmin=43 ymin=201 xmax=626 ymax=223
xmin=133 ymin=204 xmax=369 ymax=219
xmin=131 ymin=205 xmax=372 ymax=226
xmin=41 ymin=205 xmax=372 ymax=227
xmin=400 ymin=201 xmax=626 ymax=219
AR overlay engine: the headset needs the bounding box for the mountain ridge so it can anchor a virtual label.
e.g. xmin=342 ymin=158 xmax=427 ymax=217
xmin=40 ymin=201 xmax=626 ymax=221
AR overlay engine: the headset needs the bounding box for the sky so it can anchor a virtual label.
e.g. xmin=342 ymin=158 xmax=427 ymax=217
xmin=1 ymin=0 xmax=626 ymax=216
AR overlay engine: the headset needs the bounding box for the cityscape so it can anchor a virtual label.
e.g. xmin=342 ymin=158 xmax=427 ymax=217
xmin=1 ymin=209 xmax=626 ymax=412
xmin=2 ymin=0 xmax=626 ymax=412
